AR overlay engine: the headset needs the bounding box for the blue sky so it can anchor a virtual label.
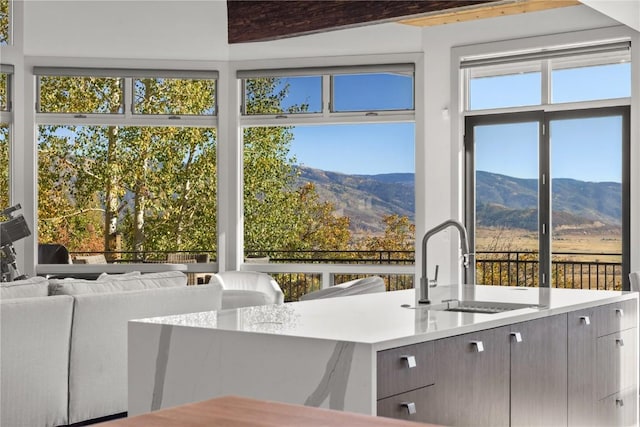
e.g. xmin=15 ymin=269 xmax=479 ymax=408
xmin=279 ymin=62 xmax=630 ymax=182
xmin=275 ymin=74 xmax=415 ymax=175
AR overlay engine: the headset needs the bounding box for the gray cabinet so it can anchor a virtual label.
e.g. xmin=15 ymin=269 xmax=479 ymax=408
xmin=432 ymin=326 xmax=510 ymax=427
xmin=568 ymin=300 xmax=637 ymax=427
xmin=594 ymin=300 xmax=638 ymax=426
xmin=376 ymin=341 xmax=436 ymax=422
xmin=377 ymin=385 xmax=437 ymax=423
xmin=377 ymin=299 xmax=637 ymax=427
xmin=568 ymin=307 xmax=598 ymax=427
xmin=510 ymin=314 xmax=568 ymax=427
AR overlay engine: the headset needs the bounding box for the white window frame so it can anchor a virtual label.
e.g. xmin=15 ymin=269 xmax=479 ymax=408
xmin=453 ymin=28 xmax=634 ymax=289
xmin=33 ymin=63 xmax=221 ymax=276
xmin=238 ymin=63 xmax=415 ymax=127
xmin=34 ymin=67 xmax=218 ymax=128
xmin=234 ymin=56 xmax=420 ymax=289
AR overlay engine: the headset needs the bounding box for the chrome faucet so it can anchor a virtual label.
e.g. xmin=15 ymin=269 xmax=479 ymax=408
xmin=419 ymin=219 xmax=473 ymax=304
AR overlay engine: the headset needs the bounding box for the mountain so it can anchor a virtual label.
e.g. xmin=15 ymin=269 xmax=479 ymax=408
xmin=297 ymin=167 xmax=414 ymax=234
xmin=296 ymin=167 xmax=622 ymax=234
xmin=476 ymin=171 xmax=622 ymax=230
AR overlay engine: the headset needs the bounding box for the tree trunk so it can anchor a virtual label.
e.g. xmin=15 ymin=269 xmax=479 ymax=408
xmin=104 ymin=125 xmax=119 ymax=261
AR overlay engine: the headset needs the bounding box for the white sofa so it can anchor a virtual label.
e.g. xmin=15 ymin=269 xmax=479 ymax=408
xmin=1 ymin=272 xmax=221 ymax=427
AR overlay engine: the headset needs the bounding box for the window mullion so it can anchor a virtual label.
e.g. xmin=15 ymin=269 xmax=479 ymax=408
xmin=323 ymin=74 xmax=331 ymax=118
xmin=541 ymin=59 xmax=551 ymax=105
xmin=124 ymin=77 xmax=133 ymax=119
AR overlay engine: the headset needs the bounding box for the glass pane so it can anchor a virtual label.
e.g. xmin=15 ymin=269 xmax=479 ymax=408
xmin=0 ymin=72 xmax=7 ymax=111
xmin=332 ymin=73 xmax=414 ymax=112
xmin=0 ymin=0 xmax=9 ymax=46
xmin=133 ymin=78 xmax=216 ymax=115
xmin=244 ymin=76 xmax=321 ymax=115
xmin=550 ymin=115 xmax=623 ymax=290
xmin=469 ymin=62 xmax=541 ymax=110
xmin=37 ymin=125 xmax=217 ymax=266
xmin=552 ymin=63 xmax=631 ymax=103
xmin=244 ymin=122 xmax=415 ymax=299
xmin=0 ymin=123 xmax=8 ymax=208
xmin=38 ymin=76 xmax=123 ymax=114
xmin=473 ymin=122 xmax=540 ymax=286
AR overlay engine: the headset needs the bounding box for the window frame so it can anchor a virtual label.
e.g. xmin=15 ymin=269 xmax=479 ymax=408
xmin=460 ymin=38 xmax=633 ymax=290
xmin=34 ymin=66 xmax=220 ymax=272
xmin=35 ymin=67 xmax=218 ymax=127
xmin=0 ymin=63 xmax=12 ymax=114
xmin=239 ymin=63 xmax=415 ymax=126
xmin=462 ymin=41 xmax=631 ymax=112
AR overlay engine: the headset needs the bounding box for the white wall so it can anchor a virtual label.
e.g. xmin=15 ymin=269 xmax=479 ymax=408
xmin=24 ymin=0 xmax=229 ymax=59
xmin=7 ymin=1 xmax=638 ymax=283
xmin=580 ymin=0 xmax=640 ymax=32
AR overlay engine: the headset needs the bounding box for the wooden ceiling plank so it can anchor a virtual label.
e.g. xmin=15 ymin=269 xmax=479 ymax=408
xmin=398 ymin=0 xmax=581 ymax=27
xmin=227 ymin=0 xmax=500 ymax=44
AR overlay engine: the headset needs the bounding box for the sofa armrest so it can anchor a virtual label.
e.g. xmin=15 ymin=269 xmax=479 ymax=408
xmin=1 ymin=295 xmax=74 ymax=427
xmin=66 ymin=284 xmax=220 ymax=424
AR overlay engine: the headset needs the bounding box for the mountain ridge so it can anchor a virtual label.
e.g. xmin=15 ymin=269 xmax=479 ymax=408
xmin=296 ymin=166 xmax=621 ymax=234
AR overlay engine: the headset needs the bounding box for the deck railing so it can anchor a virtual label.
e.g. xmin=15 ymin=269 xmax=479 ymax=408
xmin=475 ymin=250 xmax=623 ymax=291
xmin=66 ymin=249 xmax=624 ymax=299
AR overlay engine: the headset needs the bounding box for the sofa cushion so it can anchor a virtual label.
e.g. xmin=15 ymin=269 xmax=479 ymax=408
xmin=97 ymin=271 xmax=142 ymax=281
xmin=49 ymin=271 xmax=187 ymax=295
xmin=0 ymin=276 xmax=49 ymax=299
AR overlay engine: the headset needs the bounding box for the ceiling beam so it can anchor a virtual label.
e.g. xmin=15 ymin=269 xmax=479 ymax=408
xmin=227 ymin=0 xmax=500 ymax=44
xmin=398 ymin=0 xmax=580 ymax=27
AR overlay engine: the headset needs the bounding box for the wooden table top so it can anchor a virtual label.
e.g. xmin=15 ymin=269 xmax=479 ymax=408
xmin=98 ymin=396 xmax=443 ymax=427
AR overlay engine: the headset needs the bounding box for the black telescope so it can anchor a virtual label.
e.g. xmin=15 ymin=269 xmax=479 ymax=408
xmin=1 ymin=204 xmax=31 ymax=282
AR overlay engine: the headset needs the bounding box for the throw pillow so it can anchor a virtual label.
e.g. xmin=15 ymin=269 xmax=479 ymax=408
xmin=0 ymin=276 xmax=49 ymax=299
xmin=49 ymin=271 xmax=187 ymax=295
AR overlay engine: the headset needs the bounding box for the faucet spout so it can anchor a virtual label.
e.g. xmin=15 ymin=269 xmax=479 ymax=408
xmin=419 ymin=219 xmax=472 ymax=304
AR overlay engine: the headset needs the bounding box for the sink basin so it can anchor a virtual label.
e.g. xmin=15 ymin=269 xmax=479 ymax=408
xmin=432 ymin=300 xmax=538 ymax=314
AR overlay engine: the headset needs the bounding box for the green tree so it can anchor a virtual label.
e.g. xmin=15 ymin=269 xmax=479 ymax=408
xmin=0 ymin=0 xmax=8 ymax=45
xmin=243 ymin=77 xmax=351 ymax=253
xmin=37 ymin=76 xmax=217 ymax=258
xmin=0 ymin=124 xmax=8 ymax=209
xmin=358 ymin=214 xmax=415 ymax=253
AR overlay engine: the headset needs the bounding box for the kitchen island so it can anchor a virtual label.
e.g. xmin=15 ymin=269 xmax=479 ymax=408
xmin=129 ymin=285 xmax=638 ymax=426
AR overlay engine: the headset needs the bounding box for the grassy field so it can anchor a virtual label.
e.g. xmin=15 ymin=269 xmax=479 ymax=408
xmin=475 ymin=226 xmax=623 ymax=290
xmin=476 ymin=226 xmax=622 ymax=263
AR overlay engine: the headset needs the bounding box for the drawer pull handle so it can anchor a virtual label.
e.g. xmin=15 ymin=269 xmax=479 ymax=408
xmin=400 ymin=401 xmax=417 ymax=415
xmin=616 ymin=338 xmax=624 ymax=347
xmin=400 ymin=355 xmax=416 ymax=368
xmin=616 ymin=399 xmax=624 ymax=407
xmin=470 ymin=340 xmax=484 ymax=352
xmin=510 ymin=332 xmax=523 ymax=343
xmin=580 ymin=316 xmax=591 ymax=325
xmin=616 ymin=308 xmax=624 ymax=317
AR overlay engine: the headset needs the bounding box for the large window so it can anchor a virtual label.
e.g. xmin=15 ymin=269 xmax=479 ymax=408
xmin=240 ymin=65 xmax=416 ymax=300
xmin=0 ymin=64 xmax=12 ymax=208
xmin=464 ymin=42 xmax=631 ymax=290
xmin=35 ymin=68 xmax=217 ymax=266
xmin=0 ymin=0 xmax=9 ymax=46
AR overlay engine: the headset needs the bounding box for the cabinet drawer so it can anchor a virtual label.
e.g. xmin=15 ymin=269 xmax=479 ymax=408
xmin=596 ymin=300 xmax=637 ymax=337
xmin=597 ymin=388 xmax=638 ymax=427
xmin=596 ymin=328 xmax=637 ymax=400
xmin=377 ymin=341 xmax=435 ymax=399
xmin=377 ymin=385 xmax=437 ymax=423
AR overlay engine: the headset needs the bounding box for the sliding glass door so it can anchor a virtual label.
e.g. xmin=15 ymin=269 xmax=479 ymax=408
xmin=466 ymin=113 xmax=542 ymax=287
xmin=466 ymin=107 xmax=629 ymax=290
xmin=548 ymin=109 xmax=629 ymax=290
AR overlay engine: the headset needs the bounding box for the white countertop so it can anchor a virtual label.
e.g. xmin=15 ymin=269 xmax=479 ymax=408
xmin=134 ymin=285 xmax=637 ymax=350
